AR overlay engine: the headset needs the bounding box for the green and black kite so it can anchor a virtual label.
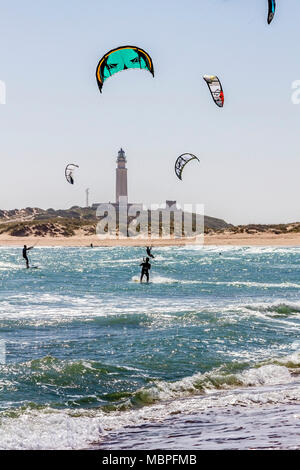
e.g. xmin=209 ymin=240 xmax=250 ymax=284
xmin=96 ymin=45 xmax=154 ymax=93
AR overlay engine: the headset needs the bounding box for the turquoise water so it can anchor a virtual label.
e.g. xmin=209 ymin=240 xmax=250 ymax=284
xmin=0 ymin=245 xmax=300 ymax=449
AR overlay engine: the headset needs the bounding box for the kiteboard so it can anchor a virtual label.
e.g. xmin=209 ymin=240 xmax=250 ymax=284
xmin=132 ymin=276 xmax=151 ymax=284
xmin=133 ymin=279 xmax=151 ymax=284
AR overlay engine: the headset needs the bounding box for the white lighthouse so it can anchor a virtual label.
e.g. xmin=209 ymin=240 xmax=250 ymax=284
xmin=116 ymin=148 xmax=128 ymax=204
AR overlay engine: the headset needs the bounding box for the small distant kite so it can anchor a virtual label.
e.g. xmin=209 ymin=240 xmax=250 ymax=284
xmin=203 ymin=75 xmax=224 ymax=108
xmin=65 ymin=164 xmax=79 ymax=185
xmin=96 ymin=45 xmax=154 ymax=93
xmin=175 ymin=154 xmax=199 ymax=181
xmin=267 ymin=0 xmax=276 ymax=24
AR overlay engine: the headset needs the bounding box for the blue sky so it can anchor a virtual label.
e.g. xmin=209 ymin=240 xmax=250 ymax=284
xmin=0 ymin=0 xmax=299 ymax=224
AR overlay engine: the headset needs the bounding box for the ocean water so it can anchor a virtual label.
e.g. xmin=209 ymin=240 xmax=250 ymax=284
xmin=0 ymin=245 xmax=300 ymax=450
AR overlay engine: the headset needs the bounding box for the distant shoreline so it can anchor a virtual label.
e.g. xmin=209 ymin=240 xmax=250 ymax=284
xmin=1 ymin=232 xmax=300 ymax=247
xmin=1 ymin=207 xmax=300 ymax=247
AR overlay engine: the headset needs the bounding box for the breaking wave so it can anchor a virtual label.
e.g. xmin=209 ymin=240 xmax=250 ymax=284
xmin=1 ymin=354 xmax=300 ymax=449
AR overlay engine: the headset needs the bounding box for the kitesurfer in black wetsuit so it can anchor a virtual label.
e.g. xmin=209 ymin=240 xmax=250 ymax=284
xmin=140 ymin=257 xmax=151 ymax=283
xmin=23 ymin=245 xmax=34 ymax=269
xmin=146 ymin=246 xmax=154 ymax=258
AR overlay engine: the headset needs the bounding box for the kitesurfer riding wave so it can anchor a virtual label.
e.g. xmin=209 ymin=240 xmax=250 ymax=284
xmin=22 ymin=245 xmax=34 ymax=269
xmin=140 ymin=257 xmax=151 ymax=283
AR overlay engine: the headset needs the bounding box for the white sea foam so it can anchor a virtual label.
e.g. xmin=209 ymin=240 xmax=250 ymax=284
xmin=132 ymin=276 xmax=300 ymax=288
xmin=174 ymin=245 xmax=300 ymax=256
xmin=131 ymin=275 xmax=180 ymax=284
xmin=0 ymin=261 xmax=20 ymax=270
xmin=0 ymin=409 xmax=104 ymax=450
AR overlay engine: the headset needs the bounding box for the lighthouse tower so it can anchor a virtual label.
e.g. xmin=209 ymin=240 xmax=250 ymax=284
xmin=115 ymin=148 xmax=128 ymax=204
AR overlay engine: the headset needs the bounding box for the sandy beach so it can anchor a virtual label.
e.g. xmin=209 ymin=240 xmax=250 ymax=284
xmin=1 ymin=231 xmax=300 ymax=247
